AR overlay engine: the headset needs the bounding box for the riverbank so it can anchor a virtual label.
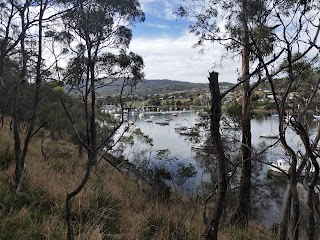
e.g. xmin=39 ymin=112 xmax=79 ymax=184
xmin=0 ymin=119 xmax=273 ymax=239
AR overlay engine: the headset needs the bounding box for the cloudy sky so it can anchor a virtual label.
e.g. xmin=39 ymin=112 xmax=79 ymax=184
xmin=129 ymin=0 xmax=240 ymax=83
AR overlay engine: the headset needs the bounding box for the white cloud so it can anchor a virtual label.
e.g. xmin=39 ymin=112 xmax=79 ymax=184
xmin=130 ymin=31 xmax=239 ymax=83
xmin=139 ymin=0 xmax=181 ymax=20
xmin=145 ymin=23 xmax=171 ymax=29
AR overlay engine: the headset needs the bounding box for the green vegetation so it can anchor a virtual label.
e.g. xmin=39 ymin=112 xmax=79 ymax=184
xmin=0 ymin=120 xmax=273 ymax=239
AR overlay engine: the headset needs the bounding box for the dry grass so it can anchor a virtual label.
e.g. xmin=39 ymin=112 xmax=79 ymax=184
xmin=0 ymin=119 xmax=273 ymax=239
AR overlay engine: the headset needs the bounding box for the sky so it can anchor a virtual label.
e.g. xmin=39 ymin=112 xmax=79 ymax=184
xmin=129 ymin=0 xmax=240 ymax=83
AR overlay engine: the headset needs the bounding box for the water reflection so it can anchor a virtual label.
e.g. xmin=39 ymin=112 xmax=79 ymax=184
xmin=119 ymin=111 xmax=320 ymax=226
xmin=125 ymin=112 xmax=319 ymax=186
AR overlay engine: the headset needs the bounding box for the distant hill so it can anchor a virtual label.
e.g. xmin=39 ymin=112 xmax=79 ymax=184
xmin=95 ymin=78 xmax=234 ymax=95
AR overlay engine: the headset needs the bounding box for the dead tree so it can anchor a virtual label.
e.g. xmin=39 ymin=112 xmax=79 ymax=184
xmin=203 ymin=71 xmax=228 ymax=240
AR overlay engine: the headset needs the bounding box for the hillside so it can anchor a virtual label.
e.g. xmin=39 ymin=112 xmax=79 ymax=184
xmin=0 ymin=119 xmax=271 ymax=239
xmin=94 ymin=78 xmax=234 ymax=95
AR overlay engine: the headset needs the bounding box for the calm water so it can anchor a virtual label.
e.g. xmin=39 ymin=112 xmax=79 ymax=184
xmin=130 ymin=111 xmax=319 ymax=175
xmin=120 ymin=111 xmax=320 ymax=226
xmin=128 ymin=111 xmax=207 ymax=191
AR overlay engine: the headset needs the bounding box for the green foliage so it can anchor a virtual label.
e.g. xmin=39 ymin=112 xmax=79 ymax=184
xmin=147 ymin=98 xmax=161 ymax=106
xmin=147 ymin=170 xmax=172 ymax=201
xmin=174 ymin=163 xmax=197 ymax=187
xmin=225 ymin=101 xmax=242 ymax=124
xmin=132 ymin=127 xmax=153 ymax=146
xmin=155 ymin=149 xmax=171 ymax=162
xmin=176 ymin=163 xmax=197 ymax=179
xmin=193 ymin=97 xmax=201 ymax=106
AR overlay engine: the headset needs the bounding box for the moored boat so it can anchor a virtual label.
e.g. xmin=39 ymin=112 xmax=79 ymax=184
xmin=268 ymin=159 xmax=290 ymax=174
xmin=260 ymin=133 xmax=278 ymax=138
xmin=191 ymin=142 xmax=214 ymax=150
xmin=179 ymin=128 xmax=198 ymax=136
xmin=268 ymin=159 xmax=316 ymax=176
xmin=156 ymin=120 xmax=169 ymax=125
xmin=174 ymin=124 xmax=188 ymax=131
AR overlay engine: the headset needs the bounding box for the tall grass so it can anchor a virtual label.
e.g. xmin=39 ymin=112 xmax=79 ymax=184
xmin=0 ymin=119 xmax=273 ymax=239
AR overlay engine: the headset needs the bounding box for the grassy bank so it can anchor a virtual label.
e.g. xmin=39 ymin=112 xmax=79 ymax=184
xmin=0 ymin=120 xmax=273 ymax=239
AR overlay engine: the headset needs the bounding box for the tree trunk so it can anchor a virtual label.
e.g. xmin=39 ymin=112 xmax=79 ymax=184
xmin=233 ymin=0 xmax=251 ymax=227
xmin=66 ymin=156 xmax=94 ymax=240
xmin=13 ymin=3 xmax=27 ymax=190
xmin=203 ymin=72 xmax=227 ymax=240
xmin=279 ymin=190 xmax=291 ymax=239
xmin=66 ymin=31 xmax=98 ymax=240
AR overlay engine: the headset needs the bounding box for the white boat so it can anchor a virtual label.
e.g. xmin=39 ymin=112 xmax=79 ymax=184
xmin=156 ymin=120 xmax=169 ymax=125
xmin=174 ymin=124 xmax=188 ymax=131
xmin=268 ymin=159 xmax=291 ymax=174
xmin=313 ymin=115 xmax=320 ymax=121
xmin=191 ymin=142 xmax=214 ymax=150
xmin=260 ymin=133 xmax=278 ymax=138
xmin=179 ymin=128 xmax=198 ymax=136
xmin=144 ymin=119 xmax=153 ymax=122
xmin=149 ymin=115 xmax=155 ymax=119
xmin=268 ymin=159 xmax=316 ymax=176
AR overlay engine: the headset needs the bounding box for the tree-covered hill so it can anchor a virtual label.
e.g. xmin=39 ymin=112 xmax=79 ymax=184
xmin=94 ymin=78 xmax=234 ymax=95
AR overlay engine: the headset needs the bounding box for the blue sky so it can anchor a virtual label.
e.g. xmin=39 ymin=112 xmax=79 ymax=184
xmin=129 ymin=0 xmax=239 ymax=83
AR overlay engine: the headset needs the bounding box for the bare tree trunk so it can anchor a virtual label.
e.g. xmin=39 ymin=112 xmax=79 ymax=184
xmin=203 ymin=72 xmax=227 ymax=240
xmin=233 ymin=0 xmax=251 ymax=227
xmin=13 ymin=3 xmax=27 ymax=190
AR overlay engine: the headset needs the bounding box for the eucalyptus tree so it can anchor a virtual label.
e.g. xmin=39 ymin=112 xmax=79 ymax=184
xmin=0 ymin=0 xmax=56 ymax=205
xmin=58 ymin=0 xmax=145 ymax=238
xmin=245 ymin=1 xmax=320 ymax=238
xmin=176 ymin=0 xmax=276 ymax=234
xmin=0 ymin=1 xmax=31 ymax=193
xmin=177 ymin=0 xmax=320 ymax=238
xmin=0 ymin=0 xmax=74 ymax=205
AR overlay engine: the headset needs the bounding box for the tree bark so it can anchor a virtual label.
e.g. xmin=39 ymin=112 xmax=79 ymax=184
xmin=203 ymin=72 xmax=227 ymax=240
xmin=233 ymin=0 xmax=251 ymax=227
